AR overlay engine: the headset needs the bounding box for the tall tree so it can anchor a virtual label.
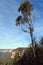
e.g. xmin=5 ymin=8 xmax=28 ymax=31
xmin=16 ymin=0 xmax=36 ymax=58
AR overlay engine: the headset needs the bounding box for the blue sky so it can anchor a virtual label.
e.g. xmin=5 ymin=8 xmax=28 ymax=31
xmin=0 ymin=0 xmax=43 ymax=49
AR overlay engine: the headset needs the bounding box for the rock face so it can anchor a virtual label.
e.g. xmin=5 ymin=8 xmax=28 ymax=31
xmin=11 ymin=48 xmax=26 ymax=59
xmin=0 ymin=48 xmax=27 ymax=65
xmin=0 ymin=48 xmax=26 ymax=59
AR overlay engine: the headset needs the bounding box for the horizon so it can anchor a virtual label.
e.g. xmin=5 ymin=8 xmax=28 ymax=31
xmin=0 ymin=0 xmax=43 ymax=49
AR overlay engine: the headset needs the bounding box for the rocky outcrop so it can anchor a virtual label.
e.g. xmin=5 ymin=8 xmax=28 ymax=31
xmin=11 ymin=48 xmax=26 ymax=59
xmin=0 ymin=48 xmax=27 ymax=60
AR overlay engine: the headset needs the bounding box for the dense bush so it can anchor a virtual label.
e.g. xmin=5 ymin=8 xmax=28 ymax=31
xmin=13 ymin=39 xmax=43 ymax=65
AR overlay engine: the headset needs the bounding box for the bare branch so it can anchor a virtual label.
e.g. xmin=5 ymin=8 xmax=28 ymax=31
xmin=21 ymin=28 xmax=29 ymax=33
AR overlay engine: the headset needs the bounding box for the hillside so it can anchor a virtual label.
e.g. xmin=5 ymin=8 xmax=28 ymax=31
xmin=0 ymin=48 xmax=27 ymax=59
xmin=0 ymin=48 xmax=28 ymax=65
xmin=0 ymin=47 xmax=43 ymax=65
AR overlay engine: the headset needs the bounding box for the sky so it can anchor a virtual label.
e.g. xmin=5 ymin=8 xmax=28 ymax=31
xmin=0 ymin=0 xmax=43 ymax=49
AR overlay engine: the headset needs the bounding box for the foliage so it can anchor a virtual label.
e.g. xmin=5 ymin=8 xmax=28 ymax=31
xmin=39 ymin=37 xmax=43 ymax=47
xmin=16 ymin=1 xmax=33 ymax=26
xmin=13 ymin=46 xmax=43 ymax=65
xmin=18 ymin=1 xmax=33 ymax=16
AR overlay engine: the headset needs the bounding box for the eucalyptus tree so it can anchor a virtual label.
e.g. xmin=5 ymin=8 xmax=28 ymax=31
xmin=16 ymin=0 xmax=34 ymax=47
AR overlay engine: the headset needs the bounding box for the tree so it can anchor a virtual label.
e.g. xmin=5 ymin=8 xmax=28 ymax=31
xmin=16 ymin=0 xmax=34 ymax=46
xmin=15 ymin=0 xmax=37 ymax=59
xmin=39 ymin=37 xmax=43 ymax=47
